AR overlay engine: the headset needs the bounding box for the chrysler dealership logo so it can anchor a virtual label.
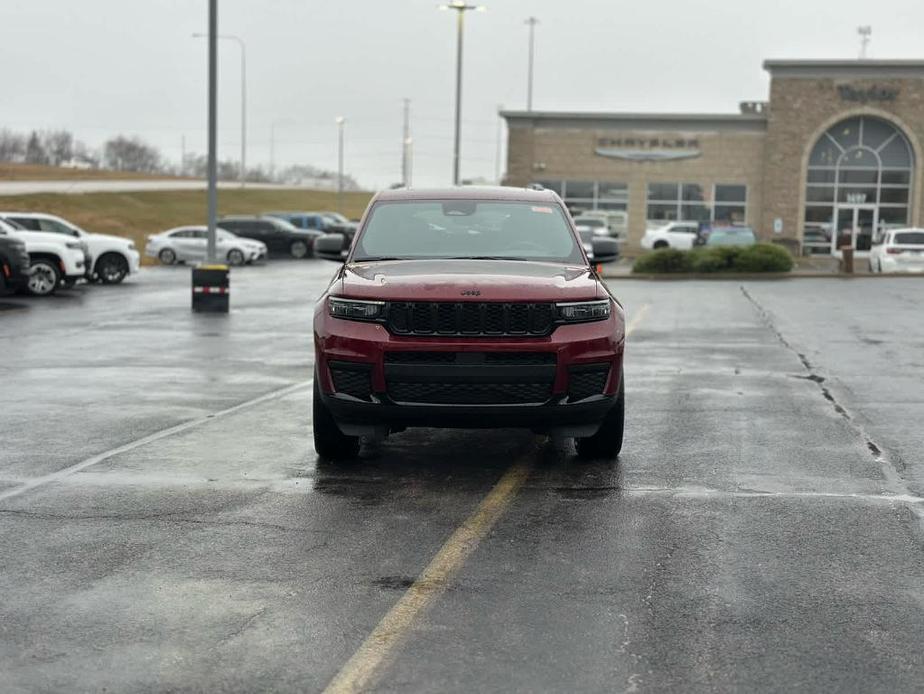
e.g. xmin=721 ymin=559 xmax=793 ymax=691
xmin=595 ymin=136 xmax=702 ymax=161
xmin=837 ymin=85 xmax=899 ymax=103
xmin=460 ymin=289 xmax=481 ymax=296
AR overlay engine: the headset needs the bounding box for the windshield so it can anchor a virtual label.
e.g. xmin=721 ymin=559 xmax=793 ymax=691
xmin=894 ymin=232 xmax=924 ymax=245
xmin=353 ymin=200 xmax=584 ymax=263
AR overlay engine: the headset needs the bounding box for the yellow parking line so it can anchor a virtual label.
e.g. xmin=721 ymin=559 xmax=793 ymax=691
xmin=323 ymin=458 xmax=533 ymax=694
xmin=324 ymin=305 xmax=650 ymax=693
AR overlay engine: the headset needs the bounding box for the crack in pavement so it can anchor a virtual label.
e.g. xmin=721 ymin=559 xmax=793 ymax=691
xmin=740 ymin=285 xmax=923 ymax=530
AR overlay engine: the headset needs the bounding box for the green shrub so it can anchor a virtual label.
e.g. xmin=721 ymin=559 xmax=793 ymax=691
xmin=632 ymin=248 xmax=692 ymax=273
xmin=732 ymin=243 xmax=794 ymax=272
xmin=633 ymin=243 xmax=793 ymax=274
xmin=688 ymin=249 xmax=727 ymax=273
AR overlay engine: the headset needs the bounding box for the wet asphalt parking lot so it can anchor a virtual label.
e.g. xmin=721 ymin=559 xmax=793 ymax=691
xmin=2 ymin=263 xmax=924 ymax=693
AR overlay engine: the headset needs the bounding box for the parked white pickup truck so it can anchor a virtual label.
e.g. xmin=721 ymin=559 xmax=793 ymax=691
xmin=0 ymin=212 xmax=140 ymax=284
xmin=0 ymin=218 xmax=86 ymax=295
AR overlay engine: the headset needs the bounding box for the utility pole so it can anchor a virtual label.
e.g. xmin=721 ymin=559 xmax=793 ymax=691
xmin=180 ymin=134 xmax=186 ymax=177
xmin=440 ymin=1 xmax=486 ymax=186
xmin=525 ymin=17 xmax=539 ymax=111
xmin=858 ymin=26 xmax=871 ymax=59
xmin=495 ymin=103 xmax=503 ymax=184
xmin=206 ymin=0 xmax=218 ymax=263
xmin=401 ymin=98 xmax=411 ymax=187
xmin=336 ymin=116 xmax=346 ymax=213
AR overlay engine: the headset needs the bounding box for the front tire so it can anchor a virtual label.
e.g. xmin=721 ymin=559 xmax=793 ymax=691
xmin=313 ymin=378 xmax=360 ymax=461
xmin=290 ymin=240 xmax=309 ymax=259
xmin=576 ymin=369 xmax=625 ymax=460
xmin=96 ymin=253 xmax=129 ymax=284
xmin=227 ymin=248 xmax=246 ymax=266
xmin=159 ymin=248 xmax=177 ymax=266
xmin=27 ymin=259 xmax=61 ymax=296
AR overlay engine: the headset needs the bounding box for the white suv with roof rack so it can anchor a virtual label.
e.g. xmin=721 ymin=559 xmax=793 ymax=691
xmin=0 ymin=218 xmax=86 ymax=295
xmin=0 ymin=212 xmax=140 ymax=284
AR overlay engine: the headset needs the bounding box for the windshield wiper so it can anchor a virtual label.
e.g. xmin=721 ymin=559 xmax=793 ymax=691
xmin=352 ymin=256 xmax=409 ymax=262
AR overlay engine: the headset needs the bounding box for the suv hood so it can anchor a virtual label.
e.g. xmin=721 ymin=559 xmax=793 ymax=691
xmin=335 ymin=259 xmax=601 ymax=303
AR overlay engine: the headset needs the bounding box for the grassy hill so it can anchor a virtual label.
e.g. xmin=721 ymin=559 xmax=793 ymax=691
xmin=0 ymin=188 xmax=374 ymax=264
xmin=0 ymin=162 xmax=186 ymax=181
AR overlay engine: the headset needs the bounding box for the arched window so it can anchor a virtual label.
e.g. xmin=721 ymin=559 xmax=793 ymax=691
xmin=804 ymin=116 xmax=914 ymax=253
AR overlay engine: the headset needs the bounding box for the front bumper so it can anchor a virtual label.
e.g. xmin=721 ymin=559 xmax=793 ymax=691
xmin=881 ymin=256 xmax=924 ymax=273
xmin=314 ymin=308 xmax=625 ymax=437
xmin=128 ymin=249 xmax=141 ymax=274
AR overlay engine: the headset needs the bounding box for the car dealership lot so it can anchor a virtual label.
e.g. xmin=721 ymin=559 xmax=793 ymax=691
xmin=2 ymin=266 xmax=924 ymax=693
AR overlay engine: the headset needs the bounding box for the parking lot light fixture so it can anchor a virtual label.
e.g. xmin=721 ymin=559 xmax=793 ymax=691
xmin=438 ymin=1 xmax=486 ymax=186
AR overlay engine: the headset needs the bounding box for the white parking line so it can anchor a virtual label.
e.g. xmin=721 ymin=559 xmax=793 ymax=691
xmin=0 ymin=380 xmax=312 ymax=503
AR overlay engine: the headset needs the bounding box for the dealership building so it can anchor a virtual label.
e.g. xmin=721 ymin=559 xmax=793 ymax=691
xmin=502 ymin=60 xmax=924 ymax=256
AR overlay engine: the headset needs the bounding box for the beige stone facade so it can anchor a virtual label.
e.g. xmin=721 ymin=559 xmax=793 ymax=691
xmin=502 ymin=60 xmax=924 ymax=256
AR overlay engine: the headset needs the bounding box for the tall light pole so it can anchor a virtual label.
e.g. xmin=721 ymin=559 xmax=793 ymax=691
xmin=205 ymin=1 xmax=218 ymax=263
xmin=525 ymin=17 xmax=539 ymax=111
xmin=270 ymin=118 xmax=294 ymax=182
xmin=439 ymin=1 xmax=486 ymax=186
xmin=336 ymin=116 xmax=346 ymax=213
xmin=401 ymin=98 xmax=411 ymax=187
xmin=858 ymin=26 xmax=872 ymax=59
xmin=193 ymin=32 xmax=246 ymax=187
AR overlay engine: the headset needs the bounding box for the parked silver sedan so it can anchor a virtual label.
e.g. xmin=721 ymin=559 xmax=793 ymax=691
xmin=145 ymin=226 xmax=267 ymax=266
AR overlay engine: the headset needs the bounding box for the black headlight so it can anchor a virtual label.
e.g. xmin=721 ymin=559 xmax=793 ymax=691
xmin=556 ymin=299 xmax=611 ymax=323
xmin=328 ymin=297 xmax=386 ymax=322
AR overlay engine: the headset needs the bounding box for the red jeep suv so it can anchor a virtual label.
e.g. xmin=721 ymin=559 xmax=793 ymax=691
xmin=312 ymin=187 xmax=626 ymax=461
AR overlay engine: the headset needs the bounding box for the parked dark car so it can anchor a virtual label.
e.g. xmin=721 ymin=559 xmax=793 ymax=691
xmin=267 ymin=211 xmax=357 ymax=246
xmin=218 ymin=215 xmax=323 ymax=259
xmin=0 ymin=227 xmax=32 ymax=295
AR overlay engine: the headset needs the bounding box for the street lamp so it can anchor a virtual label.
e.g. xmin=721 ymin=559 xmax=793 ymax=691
xmin=336 ymin=116 xmax=346 ymax=213
xmin=270 ymin=118 xmax=295 ymax=182
xmin=525 ymin=17 xmax=539 ymax=111
xmin=439 ymin=1 xmax=486 ymax=186
xmin=193 ymin=32 xmax=246 ymax=187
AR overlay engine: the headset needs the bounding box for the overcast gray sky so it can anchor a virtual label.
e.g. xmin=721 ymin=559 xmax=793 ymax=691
xmin=1 ymin=0 xmax=922 ymax=188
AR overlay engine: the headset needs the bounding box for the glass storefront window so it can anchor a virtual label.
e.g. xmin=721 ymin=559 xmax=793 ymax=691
xmin=647 ymin=182 xmax=748 ymax=225
xmin=531 ymin=180 xmax=628 ymax=213
xmin=715 ymin=184 xmax=747 ymax=203
xmin=804 ymin=116 xmax=914 ymax=253
xmin=564 ymin=180 xmax=594 ymax=199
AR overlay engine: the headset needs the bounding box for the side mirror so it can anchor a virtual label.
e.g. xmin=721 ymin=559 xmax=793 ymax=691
xmin=315 ymin=233 xmax=347 ymax=262
xmin=590 ymin=237 xmax=619 ymax=264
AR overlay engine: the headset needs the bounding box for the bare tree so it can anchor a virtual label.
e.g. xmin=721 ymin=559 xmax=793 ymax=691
xmin=24 ymin=131 xmax=47 ymax=165
xmin=0 ymin=129 xmax=26 ymax=162
xmin=42 ymin=130 xmax=74 ymax=166
xmin=103 ymin=135 xmax=162 ymax=173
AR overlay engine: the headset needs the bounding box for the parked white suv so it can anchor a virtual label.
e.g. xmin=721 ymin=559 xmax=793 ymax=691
xmin=0 ymin=212 xmax=140 ymax=284
xmin=0 ymin=218 xmax=86 ymax=295
xmin=640 ymin=221 xmax=700 ymax=250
